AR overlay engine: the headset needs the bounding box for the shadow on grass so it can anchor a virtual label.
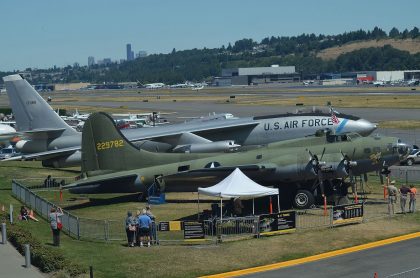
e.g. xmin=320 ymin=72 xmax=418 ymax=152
xmin=64 ymin=194 xmax=139 ymax=211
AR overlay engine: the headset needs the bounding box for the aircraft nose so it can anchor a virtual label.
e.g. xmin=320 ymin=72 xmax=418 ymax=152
xmin=356 ymin=119 xmax=377 ymax=136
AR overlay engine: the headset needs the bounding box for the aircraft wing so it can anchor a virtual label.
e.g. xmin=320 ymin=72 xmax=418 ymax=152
xmin=162 ymin=163 xmax=277 ymax=182
xmin=2 ymin=146 xmax=80 ymax=161
xmin=21 ymin=128 xmax=67 ymax=139
xmin=124 ymin=120 xmax=258 ymax=144
xmin=62 ymin=173 xmax=138 ymax=190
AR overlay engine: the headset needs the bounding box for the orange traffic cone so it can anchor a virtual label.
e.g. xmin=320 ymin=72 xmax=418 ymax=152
xmin=374 ymin=272 xmax=378 ymax=278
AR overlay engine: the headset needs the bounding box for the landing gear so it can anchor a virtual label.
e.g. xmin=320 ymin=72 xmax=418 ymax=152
xmin=293 ymin=189 xmax=315 ymax=209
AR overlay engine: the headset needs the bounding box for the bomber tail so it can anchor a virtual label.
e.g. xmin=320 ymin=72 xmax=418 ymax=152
xmin=3 ymin=74 xmax=77 ymax=136
xmin=81 ymin=112 xmax=160 ymax=175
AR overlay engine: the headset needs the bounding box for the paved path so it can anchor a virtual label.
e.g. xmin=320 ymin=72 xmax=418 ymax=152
xmin=0 ymin=242 xmax=45 ymax=278
xmin=241 ymin=236 xmax=420 ymax=278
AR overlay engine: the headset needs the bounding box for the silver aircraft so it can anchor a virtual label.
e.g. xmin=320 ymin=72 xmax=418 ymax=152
xmin=3 ymin=74 xmax=377 ymax=168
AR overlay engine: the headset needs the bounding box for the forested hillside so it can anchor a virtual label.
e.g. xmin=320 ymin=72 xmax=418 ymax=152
xmin=1 ymin=26 xmax=419 ymax=84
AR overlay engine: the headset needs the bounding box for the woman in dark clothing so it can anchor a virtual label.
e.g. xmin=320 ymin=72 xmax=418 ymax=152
xmin=125 ymin=211 xmax=137 ymax=247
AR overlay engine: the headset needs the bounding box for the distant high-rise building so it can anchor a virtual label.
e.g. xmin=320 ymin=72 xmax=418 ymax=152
xmin=126 ymin=44 xmax=134 ymax=61
xmin=137 ymin=50 xmax=147 ymax=58
xmin=103 ymin=58 xmax=112 ymax=65
xmin=88 ymin=56 xmax=95 ymax=67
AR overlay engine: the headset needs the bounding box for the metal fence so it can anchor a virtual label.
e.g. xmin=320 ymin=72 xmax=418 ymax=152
xmin=296 ymin=207 xmax=333 ymax=229
xmin=11 ymin=179 xmax=400 ymax=244
xmin=390 ymin=167 xmax=420 ymax=184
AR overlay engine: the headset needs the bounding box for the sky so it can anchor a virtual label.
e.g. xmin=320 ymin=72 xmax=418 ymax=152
xmin=0 ymin=0 xmax=419 ymax=71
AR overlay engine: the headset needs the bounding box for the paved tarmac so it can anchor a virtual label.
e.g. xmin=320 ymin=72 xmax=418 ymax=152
xmin=0 ymin=242 xmax=44 ymax=277
xmin=242 ymin=237 xmax=420 ymax=278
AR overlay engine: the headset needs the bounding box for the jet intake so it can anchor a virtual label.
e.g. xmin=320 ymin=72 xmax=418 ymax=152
xmin=173 ymin=140 xmax=240 ymax=153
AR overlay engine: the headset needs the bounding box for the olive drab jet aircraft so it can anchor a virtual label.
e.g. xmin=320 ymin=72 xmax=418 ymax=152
xmin=64 ymin=112 xmax=410 ymax=209
xmin=3 ymin=74 xmax=376 ymax=168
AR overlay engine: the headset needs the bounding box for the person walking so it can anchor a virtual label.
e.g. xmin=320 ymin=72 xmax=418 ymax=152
xmin=399 ymin=184 xmax=411 ymax=214
xmin=125 ymin=211 xmax=137 ymax=247
xmin=409 ymin=185 xmax=417 ymax=213
xmin=49 ymin=207 xmax=63 ymax=246
xmin=138 ymin=209 xmax=152 ymax=247
xmin=385 ymin=181 xmax=398 ymax=215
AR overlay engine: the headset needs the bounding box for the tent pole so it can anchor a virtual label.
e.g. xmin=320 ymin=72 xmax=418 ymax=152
xmin=277 ymin=194 xmax=280 ymax=212
xmin=220 ymin=197 xmax=223 ymax=222
xmin=253 ymin=198 xmax=255 ymax=215
xmin=197 ymin=193 xmax=200 ymax=220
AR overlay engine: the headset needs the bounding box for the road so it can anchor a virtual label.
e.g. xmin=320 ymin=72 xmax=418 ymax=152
xmin=242 ymin=237 xmax=420 ymax=278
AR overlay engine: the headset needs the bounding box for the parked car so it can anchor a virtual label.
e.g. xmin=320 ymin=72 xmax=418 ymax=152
xmin=0 ymin=146 xmax=20 ymax=160
xmin=400 ymin=149 xmax=420 ymax=166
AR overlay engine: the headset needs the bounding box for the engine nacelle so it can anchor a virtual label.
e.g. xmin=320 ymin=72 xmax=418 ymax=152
xmin=173 ymin=140 xmax=239 ymax=153
xmin=16 ymin=140 xmax=48 ymax=153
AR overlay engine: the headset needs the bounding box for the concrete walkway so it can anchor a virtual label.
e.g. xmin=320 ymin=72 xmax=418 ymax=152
xmin=0 ymin=242 xmax=45 ymax=278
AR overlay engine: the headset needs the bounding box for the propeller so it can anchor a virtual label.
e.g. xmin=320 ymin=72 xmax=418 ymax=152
xmin=339 ymin=148 xmax=358 ymax=201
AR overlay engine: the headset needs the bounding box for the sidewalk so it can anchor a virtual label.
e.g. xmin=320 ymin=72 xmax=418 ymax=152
xmin=0 ymin=242 xmax=45 ymax=278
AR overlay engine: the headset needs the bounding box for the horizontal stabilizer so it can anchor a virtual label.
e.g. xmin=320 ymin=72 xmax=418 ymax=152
xmin=2 ymin=146 xmax=80 ymax=161
xmin=22 ymin=128 xmax=67 ymax=139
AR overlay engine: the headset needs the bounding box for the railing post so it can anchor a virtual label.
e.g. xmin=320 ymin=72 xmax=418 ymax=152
xmin=330 ymin=206 xmax=334 ymax=228
xmin=24 ymin=244 xmax=31 ymax=268
xmin=104 ymin=220 xmax=109 ymax=241
xmin=9 ymin=204 xmax=13 ymax=224
xmin=1 ymin=223 xmax=6 ymax=244
xmin=77 ymin=217 xmax=80 ymax=240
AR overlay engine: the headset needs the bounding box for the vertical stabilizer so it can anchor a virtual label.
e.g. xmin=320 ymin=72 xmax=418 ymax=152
xmin=82 ymin=112 xmax=160 ymax=174
xmin=3 ymin=74 xmax=77 ymax=135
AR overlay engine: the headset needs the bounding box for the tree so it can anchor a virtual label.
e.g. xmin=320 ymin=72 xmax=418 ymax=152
xmin=409 ymin=27 xmax=420 ymax=38
xmin=389 ymin=27 xmax=400 ymax=38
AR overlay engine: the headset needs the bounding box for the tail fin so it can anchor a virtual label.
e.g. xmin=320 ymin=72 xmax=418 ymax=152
xmin=3 ymin=74 xmax=77 ymax=135
xmin=81 ymin=112 xmax=159 ymax=174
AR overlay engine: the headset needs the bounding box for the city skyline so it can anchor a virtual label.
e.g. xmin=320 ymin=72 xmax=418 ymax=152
xmin=0 ymin=0 xmax=419 ymax=71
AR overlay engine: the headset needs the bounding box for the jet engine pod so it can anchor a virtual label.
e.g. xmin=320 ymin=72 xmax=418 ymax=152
xmin=15 ymin=139 xmax=47 ymax=153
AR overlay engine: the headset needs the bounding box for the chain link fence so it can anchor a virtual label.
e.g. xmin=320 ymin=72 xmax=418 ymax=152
xmin=11 ymin=179 xmax=414 ymax=244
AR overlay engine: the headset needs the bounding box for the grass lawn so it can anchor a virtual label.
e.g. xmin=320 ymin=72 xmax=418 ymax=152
xmin=1 ymin=161 xmax=419 ymax=278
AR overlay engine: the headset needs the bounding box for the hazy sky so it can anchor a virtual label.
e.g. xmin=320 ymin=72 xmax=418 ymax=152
xmin=1 ymin=0 xmax=419 ymax=71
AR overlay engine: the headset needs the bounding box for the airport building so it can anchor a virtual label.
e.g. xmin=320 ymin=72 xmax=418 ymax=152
xmin=342 ymin=70 xmax=420 ymax=82
xmin=214 ymin=65 xmax=300 ymax=86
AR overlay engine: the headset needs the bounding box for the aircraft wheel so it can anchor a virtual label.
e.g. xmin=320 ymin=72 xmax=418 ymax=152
xmin=407 ymin=159 xmax=414 ymax=166
xmin=293 ymin=190 xmax=315 ymax=209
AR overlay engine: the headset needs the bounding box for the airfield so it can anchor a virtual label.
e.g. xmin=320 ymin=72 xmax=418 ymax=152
xmin=0 ymin=83 xmax=420 ymax=277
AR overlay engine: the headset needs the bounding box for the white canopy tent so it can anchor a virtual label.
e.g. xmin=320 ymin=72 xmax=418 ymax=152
xmin=197 ymin=168 xmax=280 ymax=222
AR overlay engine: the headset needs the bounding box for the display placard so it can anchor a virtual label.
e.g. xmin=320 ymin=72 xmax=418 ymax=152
xmin=183 ymin=221 xmax=205 ymax=240
xmin=332 ymin=204 xmax=363 ymax=225
xmin=259 ymin=211 xmax=296 ymax=236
